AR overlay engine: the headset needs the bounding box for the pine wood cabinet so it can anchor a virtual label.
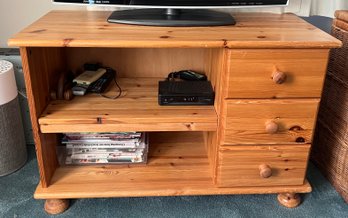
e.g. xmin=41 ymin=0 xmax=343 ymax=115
xmin=217 ymin=144 xmax=311 ymax=187
xmin=8 ymin=10 xmax=341 ymax=214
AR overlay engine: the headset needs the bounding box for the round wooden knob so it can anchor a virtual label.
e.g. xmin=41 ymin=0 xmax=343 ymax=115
xmin=265 ymin=121 xmax=279 ymax=134
xmin=259 ymin=164 xmax=272 ymax=178
xmin=272 ymin=71 xmax=287 ymax=84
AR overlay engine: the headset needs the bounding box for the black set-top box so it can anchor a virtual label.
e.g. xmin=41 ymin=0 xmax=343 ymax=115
xmin=158 ymin=81 xmax=215 ymax=105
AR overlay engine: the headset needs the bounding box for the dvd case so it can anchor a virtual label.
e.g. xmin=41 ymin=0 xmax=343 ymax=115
xmin=59 ymin=132 xmax=149 ymax=165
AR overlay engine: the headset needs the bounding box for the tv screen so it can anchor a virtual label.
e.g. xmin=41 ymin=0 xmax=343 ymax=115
xmin=53 ymin=0 xmax=289 ymax=8
xmin=53 ymin=0 xmax=290 ymax=26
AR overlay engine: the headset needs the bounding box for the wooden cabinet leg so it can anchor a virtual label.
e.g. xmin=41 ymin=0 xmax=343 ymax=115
xmin=44 ymin=199 xmax=70 ymax=215
xmin=277 ymin=193 xmax=301 ymax=208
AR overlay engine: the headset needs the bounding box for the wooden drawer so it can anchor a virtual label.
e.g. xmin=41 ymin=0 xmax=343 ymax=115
xmin=226 ymin=49 xmax=329 ymax=98
xmin=221 ymin=99 xmax=319 ymax=145
xmin=217 ymin=144 xmax=310 ymax=187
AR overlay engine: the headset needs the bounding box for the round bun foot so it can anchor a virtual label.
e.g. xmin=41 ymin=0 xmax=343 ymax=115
xmin=277 ymin=193 xmax=301 ymax=208
xmin=44 ymin=199 xmax=70 ymax=215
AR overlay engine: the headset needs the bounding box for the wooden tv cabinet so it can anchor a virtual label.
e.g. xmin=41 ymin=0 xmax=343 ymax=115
xmin=9 ymin=11 xmax=341 ymax=214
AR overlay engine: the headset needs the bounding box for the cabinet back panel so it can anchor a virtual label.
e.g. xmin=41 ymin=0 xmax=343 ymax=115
xmin=65 ymin=48 xmax=206 ymax=78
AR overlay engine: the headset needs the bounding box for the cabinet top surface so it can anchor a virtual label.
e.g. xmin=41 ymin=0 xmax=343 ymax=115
xmin=9 ymin=10 xmax=341 ymax=48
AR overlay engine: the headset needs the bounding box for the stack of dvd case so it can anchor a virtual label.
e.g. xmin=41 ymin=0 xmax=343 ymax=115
xmin=61 ymin=132 xmax=148 ymax=165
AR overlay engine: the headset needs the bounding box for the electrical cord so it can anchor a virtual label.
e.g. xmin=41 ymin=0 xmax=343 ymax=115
xmin=99 ymin=70 xmax=122 ymax=100
xmin=18 ymin=89 xmax=28 ymax=99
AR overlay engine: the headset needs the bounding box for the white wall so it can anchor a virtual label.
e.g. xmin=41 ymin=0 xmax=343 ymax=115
xmin=311 ymin=0 xmax=348 ymax=17
xmin=0 ymin=0 xmax=314 ymax=48
xmin=0 ymin=0 xmax=85 ymax=48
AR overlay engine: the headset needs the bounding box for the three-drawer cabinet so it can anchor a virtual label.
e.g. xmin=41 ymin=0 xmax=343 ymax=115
xmin=9 ymin=11 xmax=341 ymax=214
xmin=217 ymin=49 xmax=329 ymax=188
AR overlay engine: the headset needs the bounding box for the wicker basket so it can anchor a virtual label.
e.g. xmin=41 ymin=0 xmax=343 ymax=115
xmin=318 ymin=75 xmax=348 ymax=140
xmin=311 ymin=10 xmax=348 ymax=203
xmin=327 ymin=27 xmax=348 ymax=83
xmin=313 ymin=121 xmax=348 ymax=201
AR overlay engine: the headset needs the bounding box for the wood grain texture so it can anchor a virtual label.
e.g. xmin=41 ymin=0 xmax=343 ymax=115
xmin=277 ymin=193 xmax=301 ymax=208
xmin=66 ymin=48 xmax=206 ymax=78
xmin=20 ymin=47 xmax=64 ymax=187
xmin=221 ymin=99 xmax=320 ymax=145
xmin=39 ymin=78 xmax=217 ymax=133
xmin=217 ymin=144 xmax=310 ymax=187
xmin=13 ymin=11 xmax=333 ymax=200
xmin=205 ymin=48 xmax=229 ymax=116
xmin=34 ymin=132 xmax=311 ymax=199
xmin=203 ymin=48 xmax=226 ymax=183
xmin=35 ymin=180 xmax=312 ymax=199
xmin=226 ymin=49 xmax=329 ymax=98
xmin=8 ymin=11 xmax=341 ymax=48
xmin=44 ymin=199 xmax=70 ymax=215
xmin=204 ymin=131 xmax=218 ymax=184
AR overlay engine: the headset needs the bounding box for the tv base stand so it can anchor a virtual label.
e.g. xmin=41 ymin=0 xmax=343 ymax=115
xmin=107 ymin=9 xmax=236 ymax=26
xmin=8 ymin=10 xmax=341 ymax=214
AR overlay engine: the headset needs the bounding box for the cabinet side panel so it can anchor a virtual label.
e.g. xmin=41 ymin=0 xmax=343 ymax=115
xmin=204 ymin=48 xmax=229 ymax=184
xmin=20 ymin=47 xmax=64 ymax=187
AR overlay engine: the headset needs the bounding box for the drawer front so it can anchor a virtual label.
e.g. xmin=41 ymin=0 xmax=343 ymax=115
xmin=221 ymin=99 xmax=319 ymax=145
xmin=226 ymin=49 xmax=329 ymax=98
xmin=217 ymin=144 xmax=310 ymax=187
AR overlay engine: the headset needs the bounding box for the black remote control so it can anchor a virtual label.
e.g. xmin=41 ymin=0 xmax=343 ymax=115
xmin=88 ymin=71 xmax=114 ymax=93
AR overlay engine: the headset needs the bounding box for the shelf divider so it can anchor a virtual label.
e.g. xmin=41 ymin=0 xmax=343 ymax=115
xmin=39 ymin=78 xmax=217 ymax=133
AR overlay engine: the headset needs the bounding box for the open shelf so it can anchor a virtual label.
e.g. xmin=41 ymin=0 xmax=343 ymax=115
xmin=34 ymin=132 xmax=311 ymax=199
xmin=35 ymin=132 xmax=210 ymax=198
xmin=39 ymin=78 xmax=217 ymax=133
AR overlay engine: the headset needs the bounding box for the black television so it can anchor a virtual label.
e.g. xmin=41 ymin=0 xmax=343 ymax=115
xmin=53 ymin=0 xmax=289 ymax=26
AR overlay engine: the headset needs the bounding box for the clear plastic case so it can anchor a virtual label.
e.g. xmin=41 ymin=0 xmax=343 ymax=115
xmin=58 ymin=132 xmax=149 ymax=166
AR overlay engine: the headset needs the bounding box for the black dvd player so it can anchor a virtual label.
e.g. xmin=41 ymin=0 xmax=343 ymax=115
xmin=158 ymin=81 xmax=215 ymax=105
